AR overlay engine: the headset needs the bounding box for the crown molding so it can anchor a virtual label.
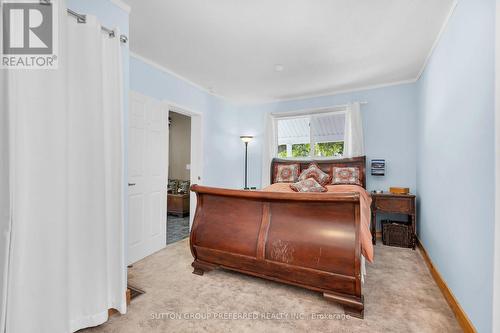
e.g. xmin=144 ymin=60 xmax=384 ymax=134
xmin=415 ymin=0 xmax=458 ymax=80
xmin=128 ymin=54 xmax=416 ymax=105
xmin=128 ymin=0 xmax=456 ymax=106
xmin=126 ymin=0 xmax=457 ymax=106
xmin=130 ymin=51 xmax=225 ymax=100
xmin=244 ymin=78 xmax=417 ymax=105
xmin=110 ymin=0 xmax=131 ymax=14
xmin=130 ymin=50 xmax=418 ymax=104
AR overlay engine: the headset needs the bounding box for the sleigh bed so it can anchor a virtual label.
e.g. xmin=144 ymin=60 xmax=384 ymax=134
xmin=189 ymin=156 xmax=372 ymax=318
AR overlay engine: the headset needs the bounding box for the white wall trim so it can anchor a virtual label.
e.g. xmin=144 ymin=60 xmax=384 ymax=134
xmin=160 ymin=99 xmax=204 ymax=229
xmin=132 ymin=49 xmax=421 ymax=105
xmin=249 ymin=0 xmax=458 ymax=104
xmin=268 ymin=2 xmax=458 ymax=104
xmin=131 ymin=51 xmax=418 ymax=105
xmin=165 ymin=101 xmax=203 ymax=117
xmin=130 ymin=51 xmax=224 ymax=100
xmin=255 ymin=79 xmax=416 ymax=105
xmin=109 ymin=0 xmax=131 ymax=14
xmin=415 ymin=0 xmax=458 ymax=81
xmin=270 ymin=105 xmax=349 ymax=118
xmin=492 ymin=1 xmax=500 ymax=332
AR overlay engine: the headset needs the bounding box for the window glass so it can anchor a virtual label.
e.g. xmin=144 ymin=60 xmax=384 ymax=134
xmin=276 ymin=117 xmax=310 ymax=158
xmin=292 ymin=143 xmax=310 ymax=157
xmin=314 ymin=142 xmax=344 ymax=157
xmin=277 ymin=144 xmax=287 ymax=158
xmin=276 ymin=112 xmax=345 ymax=158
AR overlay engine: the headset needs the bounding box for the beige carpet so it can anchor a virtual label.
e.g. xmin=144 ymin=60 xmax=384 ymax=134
xmin=83 ymin=239 xmax=461 ymax=333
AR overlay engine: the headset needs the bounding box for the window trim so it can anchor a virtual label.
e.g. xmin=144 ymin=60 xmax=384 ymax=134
xmin=271 ymin=105 xmax=348 ymax=118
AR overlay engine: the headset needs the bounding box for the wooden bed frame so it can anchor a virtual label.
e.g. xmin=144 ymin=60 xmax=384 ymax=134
xmin=189 ymin=156 xmax=367 ymax=318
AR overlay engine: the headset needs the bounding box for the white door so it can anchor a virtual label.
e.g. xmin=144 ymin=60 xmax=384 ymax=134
xmin=128 ymin=92 xmax=168 ymax=264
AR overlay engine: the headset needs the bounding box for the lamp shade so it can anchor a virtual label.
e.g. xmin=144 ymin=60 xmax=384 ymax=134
xmin=240 ymin=135 xmax=254 ymax=143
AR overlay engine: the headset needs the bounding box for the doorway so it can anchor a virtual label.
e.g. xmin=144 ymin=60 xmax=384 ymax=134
xmin=166 ymin=104 xmax=203 ymax=231
xmin=167 ymin=111 xmax=191 ymax=244
xmin=127 ymin=92 xmax=203 ymax=265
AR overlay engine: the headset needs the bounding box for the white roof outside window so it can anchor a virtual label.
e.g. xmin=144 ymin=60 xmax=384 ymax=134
xmin=277 ymin=113 xmax=345 ymax=146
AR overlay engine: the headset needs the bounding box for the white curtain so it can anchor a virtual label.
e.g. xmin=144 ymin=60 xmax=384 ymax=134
xmin=261 ymin=114 xmax=277 ymax=188
xmin=343 ymin=102 xmax=365 ymax=157
xmin=0 ymin=54 xmax=9 ymax=332
xmin=0 ymin=5 xmax=126 ymax=333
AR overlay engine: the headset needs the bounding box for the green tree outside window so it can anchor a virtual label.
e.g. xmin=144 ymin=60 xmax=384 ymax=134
xmin=315 ymin=142 xmax=344 ymax=157
xmin=277 ymin=144 xmax=287 ymax=158
xmin=277 ymin=142 xmax=343 ymax=158
xmin=292 ymin=144 xmax=310 ymax=157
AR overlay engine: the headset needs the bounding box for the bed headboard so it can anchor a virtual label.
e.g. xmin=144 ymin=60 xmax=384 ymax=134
xmin=270 ymin=156 xmax=367 ymax=188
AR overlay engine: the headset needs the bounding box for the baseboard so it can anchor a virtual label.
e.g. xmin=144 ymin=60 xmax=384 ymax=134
xmin=416 ymin=238 xmax=476 ymax=333
xmin=108 ymin=288 xmax=131 ymax=317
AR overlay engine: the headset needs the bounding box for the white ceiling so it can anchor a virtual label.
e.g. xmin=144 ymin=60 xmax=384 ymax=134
xmin=123 ymin=0 xmax=455 ymax=103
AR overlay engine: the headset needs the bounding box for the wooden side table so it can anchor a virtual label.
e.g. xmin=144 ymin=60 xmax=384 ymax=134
xmin=370 ymin=193 xmax=416 ymax=249
xmin=167 ymin=193 xmax=190 ymax=217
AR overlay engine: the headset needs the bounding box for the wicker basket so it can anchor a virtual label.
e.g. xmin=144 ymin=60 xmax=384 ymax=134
xmin=382 ymin=220 xmax=411 ymax=248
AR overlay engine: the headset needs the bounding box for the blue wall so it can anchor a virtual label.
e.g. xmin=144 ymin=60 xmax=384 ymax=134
xmin=234 ymin=83 xmax=418 ymax=193
xmin=129 ymin=56 xmax=236 ymax=188
xmin=417 ymin=0 xmax=495 ymax=331
xmin=130 ymin=56 xmax=418 ymax=193
xmin=130 ymin=59 xmax=419 ymax=230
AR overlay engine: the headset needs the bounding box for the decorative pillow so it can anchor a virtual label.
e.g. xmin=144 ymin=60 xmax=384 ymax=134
xmin=332 ymin=167 xmax=362 ymax=186
xmin=299 ymin=163 xmax=330 ymax=186
xmin=290 ymin=178 xmax=327 ymax=193
xmin=274 ymin=164 xmax=300 ymax=183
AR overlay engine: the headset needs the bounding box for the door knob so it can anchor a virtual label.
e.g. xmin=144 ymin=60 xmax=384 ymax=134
xmin=128 ymin=183 xmax=136 ymax=186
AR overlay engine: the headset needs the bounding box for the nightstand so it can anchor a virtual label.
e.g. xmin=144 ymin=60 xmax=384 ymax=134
xmin=167 ymin=193 xmax=190 ymax=217
xmin=371 ymin=193 xmax=416 ymax=249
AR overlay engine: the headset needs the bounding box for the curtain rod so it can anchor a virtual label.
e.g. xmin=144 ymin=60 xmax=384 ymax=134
xmin=66 ymin=8 xmax=128 ymax=43
xmin=40 ymin=1 xmax=128 ymax=43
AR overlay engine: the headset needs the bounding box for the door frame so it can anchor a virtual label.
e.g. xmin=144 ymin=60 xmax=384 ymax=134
xmin=163 ymin=100 xmax=203 ymax=229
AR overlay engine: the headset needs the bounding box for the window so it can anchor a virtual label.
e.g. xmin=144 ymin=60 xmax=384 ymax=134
xmin=276 ymin=112 xmax=345 ymax=158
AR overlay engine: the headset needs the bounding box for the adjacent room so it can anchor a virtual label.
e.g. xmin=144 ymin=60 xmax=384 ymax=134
xmin=167 ymin=110 xmax=191 ymax=245
xmin=1 ymin=0 xmax=499 ymax=333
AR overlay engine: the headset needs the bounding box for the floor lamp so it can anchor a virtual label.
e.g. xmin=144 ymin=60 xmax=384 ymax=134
xmin=240 ymin=135 xmax=253 ymax=190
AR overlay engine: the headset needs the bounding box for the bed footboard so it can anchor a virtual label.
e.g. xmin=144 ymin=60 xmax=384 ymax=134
xmin=189 ymin=185 xmax=364 ymax=318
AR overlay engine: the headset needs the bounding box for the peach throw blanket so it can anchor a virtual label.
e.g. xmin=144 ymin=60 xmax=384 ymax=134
xmin=262 ymin=183 xmax=374 ymax=263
